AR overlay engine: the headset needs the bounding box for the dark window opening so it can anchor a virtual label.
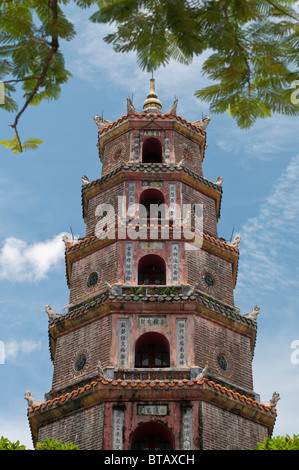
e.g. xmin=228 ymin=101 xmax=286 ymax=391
xmin=135 ymin=332 xmax=170 ymax=368
xmin=142 ymin=138 xmax=162 ymax=163
xmin=131 ymin=422 xmax=174 ymax=450
xmin=139 ymin=188 xmax=165 ymax=225
xmin=135 ymin=344 xmax=170 ymax=368
xmin=138 ymin=255 xmax=166 ymax=285
xmin=132 ymin=433 xmax=172 ymax=450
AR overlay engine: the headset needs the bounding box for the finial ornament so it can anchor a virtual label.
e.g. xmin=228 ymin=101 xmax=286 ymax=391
xmin=192 ymin=115 xmax=211 ymax=130
xmin=81 ymin=175 xmax=90 ymax=186
xmin=127 ymin=97 xmax=136 ymax=114
xmin=261 ymin=391 xmax=280 ymax=408
xmin=45 ymin=304 xmax=60 ymax=321
xmin=24 ymin=391 xmax=42 ymax=408
xmin=168 ymin=97 xmax=178 ymax=115
xmin=94 ymin=115 xmax=111 ymax=130
xmin=195 ymin=362 xmax=209 ymax=381
xmin=243 ymin=305 xmax=260 ymax=321
xmin=229 ymin=234 xmax=241 ymax=247
xmin=143 ymin=78 xmax=162 ymax=113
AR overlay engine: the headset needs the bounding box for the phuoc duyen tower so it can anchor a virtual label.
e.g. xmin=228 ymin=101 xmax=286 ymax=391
xmin=26 ymin=79 xmax=279 ymax=450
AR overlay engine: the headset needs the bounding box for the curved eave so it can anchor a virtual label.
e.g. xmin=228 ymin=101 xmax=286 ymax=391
xmin=96 ymin=112 xmax=207 ymax=145
xmin=64 ymin=225 xmax=237 ymax=293
xmin=81 ymin=164 xmax=223 ymax=222
xmin=27 ymin=376 xmax=276 ymax=447
xmin=48 ymin=287 xmax=255 ymax=363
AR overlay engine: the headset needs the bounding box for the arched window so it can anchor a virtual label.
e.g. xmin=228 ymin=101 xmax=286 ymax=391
xmin=138 ymin=254 xmax=166 ymax=285
xmin=139 ymin=188 xmax=165 ymax=221
xmin=135 ymin=332 xmax=170 ymax=368
xmin=131 ymin=422 xmax=174 ymax=450
xmin=142 ymin=137 xmax=162 ymax=163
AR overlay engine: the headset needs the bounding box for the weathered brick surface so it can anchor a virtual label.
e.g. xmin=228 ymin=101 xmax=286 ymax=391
xmin=181 ymin=182 xmax=218 ymax=237
xmin=101 ymin=131 xmax=131 ymax=176
xmin=200 ymin=401 xmax=268 ymax=450
xmin=69 ymin=242 xmax=118 ymax=306
xmin=194 ymin=315 xmax=253 ymax=390
xmin=52 ymin=315 xmax=111 ymax=391
xmin=38 ymin=403 xmax=105 ymax=450
xmin=186 ymin=248 xmax=235 ymax=306
xmin=85 ymin=182 xmax=124 ymax=237
xmin=173 ymin=131 xmax=203 ymax=176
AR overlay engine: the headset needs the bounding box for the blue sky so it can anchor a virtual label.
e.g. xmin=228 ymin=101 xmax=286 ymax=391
xmin=0 ymin=5 xmax=298 ymax=449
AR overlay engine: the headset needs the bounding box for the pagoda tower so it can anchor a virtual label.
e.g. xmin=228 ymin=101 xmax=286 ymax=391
xmin=26 ymin=80 xmax=279 ymax=450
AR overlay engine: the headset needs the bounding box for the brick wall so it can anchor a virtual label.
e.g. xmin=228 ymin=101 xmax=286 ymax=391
xmin=38 ymin=403 xmax=105 ymax=450
xmin=173 ymin=132 xmax=203 ymax=176
xmin=69 ymin=242 xmax=118 ymax=306
xmin=181 ymin=182 xmax=218 ymax=237
xmin=101 ymin=131 xmax=131 ymax=176
xmin=186 ymin=248 xmax=235 ymax=306
xmin=52 ymin=314 xmax=112 ymax=391
xmin=200 ymin=401 xmax=268 ymax=450
xmin=85 ymin=181 xmax=124 ymax=238
xmin=194 ymin=315 xmax=253 ymax=390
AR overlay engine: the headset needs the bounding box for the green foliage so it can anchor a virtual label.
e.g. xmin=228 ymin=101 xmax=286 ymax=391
xmin=253 ymin=434 xmax=299 ymax=450
xmin=0 ymin=436 xmax=78 ymax=450
xmin=1 ymin=0 xmax=299 ymax=154
xmin=0 ymin=135 xmax=43 ymax=154
xmin=91 ymin=0 xmax=299 ymax=128
xmin=35 ymin=437 xmax=79 ymax=450
xmin=0 ymin=436 xmax=27 ymax=450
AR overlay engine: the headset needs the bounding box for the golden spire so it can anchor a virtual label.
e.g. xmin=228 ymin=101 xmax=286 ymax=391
xmin=143 ymin=77 xmax=162 ymax=113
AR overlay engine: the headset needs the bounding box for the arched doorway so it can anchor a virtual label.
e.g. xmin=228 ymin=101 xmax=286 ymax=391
xmin=142 ymin=137 xmax=163 ymax=163
xmin=135 ymin=332 xmax=170 ymax=368
xmin=138 ymin=254 xmax=166 ymax=285
xmin=131 ymin=422 xmax=174 ymax=450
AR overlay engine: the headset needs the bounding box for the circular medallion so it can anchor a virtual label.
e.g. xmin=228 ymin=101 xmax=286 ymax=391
xmin=87 ymin=272 xmax=98 ymax=288
xmin=75 ymin=354 xmax=87 ymax=372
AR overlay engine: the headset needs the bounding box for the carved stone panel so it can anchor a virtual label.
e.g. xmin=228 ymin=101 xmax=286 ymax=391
xmin=171 ymin=243 xmax=180 ymax=284
xmin=176 ymin=318 xmax=187 ymax=366
xmin=124 ymin=242 xmax=133 ymax=283
xmin=118 ymin=318 xmax=129 ymax=367
xmin=112 ymin=407 xmax=124 ymax=450
xmin=181 ymin=406 xmax=193 ymax=450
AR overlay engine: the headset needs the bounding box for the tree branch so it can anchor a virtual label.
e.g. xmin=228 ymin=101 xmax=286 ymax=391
xmin=264 ymin=0 xmax=299 ymax=22
xmin=9 ymin=0 xmax=59 ymax=153
xmin=222 ymin=5 xmax=252 ymax=93
xmin=4 ymin=77 xmax=40 ymax=84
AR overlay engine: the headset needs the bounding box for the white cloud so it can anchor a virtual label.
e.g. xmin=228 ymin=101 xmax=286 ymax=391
xmin=0 ymin=232 xmax=69 ymax=282
xmin=3 ymin=339 xmax=42 ymax=361
xmin=217 ymin=115 xmax=299 ymax=163
xmin=236 ymin=154 xmax=299 ymax=296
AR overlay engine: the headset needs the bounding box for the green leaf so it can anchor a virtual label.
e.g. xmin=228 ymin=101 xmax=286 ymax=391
xmin=0 ymin=135 xmax=43 ymax=154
